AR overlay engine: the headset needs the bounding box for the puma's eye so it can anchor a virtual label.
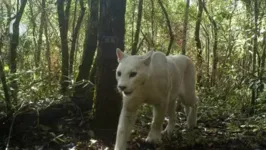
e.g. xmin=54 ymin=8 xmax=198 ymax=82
xmin=129 ymin=72 xmax=137 ymax=78
xmin=117 ymin=71 xmax=121 ymax=77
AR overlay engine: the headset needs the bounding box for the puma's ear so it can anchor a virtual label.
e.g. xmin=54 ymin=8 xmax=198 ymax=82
xmin=116 ymin=48 xmax=127 ymax=62
xmin=143 ymin=50 xmax=153 ymax=66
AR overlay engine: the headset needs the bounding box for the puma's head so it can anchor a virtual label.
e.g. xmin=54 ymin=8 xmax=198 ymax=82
xmin=115 ymin=48 xmax=153 ymax=96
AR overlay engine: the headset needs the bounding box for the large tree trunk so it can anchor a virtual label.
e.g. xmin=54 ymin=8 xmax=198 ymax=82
xmin=1 ymin=1 xmax=12 ymax=112
xmin=94 ymin=0 xmax=126 ymax=138
xmin=251 ymin=0 xmax=259 ymax=106
xmin=73 ymin=0 xmax=99 ymax=107
xmin=57 ymin=0 xmax=71 ymax=95
xmin=158 ymin=0 xmax=174 ymax=55
xmin=195 ymin=0 xmax=203 ymax=86
xmin=69 ymin=0 xmax=85 ymax=76
xmin=259 ymin=32 xmax=266 ymax=92
xmin=131 ymin=0 xmax=143 ymax=55
xmin=181 ymin=0 xmax=190 ymax=55
xmin=9 ymin=0 xmax=28 ymax=104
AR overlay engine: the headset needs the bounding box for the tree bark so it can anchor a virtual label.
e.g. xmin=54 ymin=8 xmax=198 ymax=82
xmin=57 ymin=0 xmax=71 ymax=95
xmin=94 ymin=0 xmax=126 ymax=138
xmin=1 ymin=1 xmax=12 ymax=112
xmin=203 ymin=3 xmax=218 ymax=87
xmin=69 ymin=0 xmax=85 ymax=76
xmin=9 ymin=0 xmax=28 ymax=104
xmin=28 ymin=0 xmax=37 ymax=56
xmin=195 ymin=0 xmax=203 ymax=86
xmin=251 ymin=0 xmax=259 ymax=106
xmin=0 ymin=36 xmax=11 ymax=112
xmin=73 ymin=0 xmax=99 ymax=103
xmin=259 ymin=32 xmax=266 ymax=92
xmin=35 ymin=0 xmax=45 ymax=68
xmin=181 ymin=0 xmax=190 ymax=55
xmin=44 ymin=7 xmax=51 ymax=74
xmin=202 ymin=22 xmax=210 ymax=85
xmin=131 ymin=0 xmax=143 ymax=55
xmin=151 ymin=0 xmax=155 ymax=44
xmin=158 ymin=0 xmax=174 ymax=55
xmin=131 ymin=0 xmax=136 ymax=51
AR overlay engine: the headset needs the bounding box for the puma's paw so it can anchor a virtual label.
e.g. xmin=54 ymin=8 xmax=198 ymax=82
xmin=145 ymin=131 xmax=162 ymax=144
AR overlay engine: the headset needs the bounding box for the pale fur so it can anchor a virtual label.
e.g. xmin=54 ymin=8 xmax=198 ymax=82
xmin=114 ymin=49 xmax=199 ymax=150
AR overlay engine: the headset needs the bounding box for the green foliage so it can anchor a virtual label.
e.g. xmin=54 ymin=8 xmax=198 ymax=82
xmin=0 ymin=68 xmax=61 ymax=110
xmin=0 ymin=0 xmax=264 ymax=121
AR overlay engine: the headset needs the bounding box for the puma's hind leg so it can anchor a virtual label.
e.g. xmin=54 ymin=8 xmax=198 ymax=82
xmin=179 ymin=93 xmax=198 ymax=129
xmin=184 ymin=96 xmax=198 ymax=129
xmin=184 ymin=105 xmax=190 ymax=116
xmin=187 ymin=97 xmax=198 ymax=128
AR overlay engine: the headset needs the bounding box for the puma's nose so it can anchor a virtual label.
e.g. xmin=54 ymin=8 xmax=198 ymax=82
xmin=119 ymin=85 xmax=127 ymax=91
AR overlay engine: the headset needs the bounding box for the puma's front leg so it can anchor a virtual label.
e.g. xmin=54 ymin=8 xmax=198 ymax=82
xmin=146 ymin=103 xmax=166 ymax=144
xmin=114 ymin=107 xmax=137 ymax=150
xmin=162 ymin=99 xmax=177 ymax=135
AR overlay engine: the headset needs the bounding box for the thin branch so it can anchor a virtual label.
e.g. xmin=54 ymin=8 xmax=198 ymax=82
xmin=131 ymin=0 xmax=143 ymax=55
xmin=157 ymin=0 xmax=174 ymax=55
xmin=181 ymin=0 xmax=190 ymax=55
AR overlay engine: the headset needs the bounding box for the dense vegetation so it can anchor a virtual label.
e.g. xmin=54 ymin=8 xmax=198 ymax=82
xmin=0 ymin=0 xmax=266 ymax=149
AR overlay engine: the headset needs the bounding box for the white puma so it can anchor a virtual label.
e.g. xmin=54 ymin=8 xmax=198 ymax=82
xmin=114 ymin=48 xmax=199 ymax=150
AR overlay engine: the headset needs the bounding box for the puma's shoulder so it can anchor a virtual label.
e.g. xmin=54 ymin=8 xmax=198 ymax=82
xmin=151 ymin=51 xmax=167 ymax=64
xmin=149 ymin=51 xmax=168 ymax=75
xmin=167 ymin=54 xmax=195 ymax=73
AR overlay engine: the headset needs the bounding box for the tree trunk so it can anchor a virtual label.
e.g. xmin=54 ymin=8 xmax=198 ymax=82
xmin=44 ymin=8 xmax=51 ymax=74
xmin=0 ymin=36 xmax=11 ymax=112
xmin=131 ymin=0 xmax=143 ymax=55
xmin=251 ymin=0 xmax=259 ymax=106
xmin=202 ymin=22 xmax=210 ymax=86
xmin=35 ymin=0 xmax=45 ymax=68
xmin=1 ymin=2 xmax=12 ymax=112
xmin=9 ymin=0 xmax=27 ymax=104
xmin=151 ymin=0 xmax=155 ymax=44
xmin=94 ymin=0 xmax=126 ymax=138
xmin=206 ymin=33 xmax=210 ymax=85
xmin=203 ymin=3 xmax=218 ymax=86
xmin=151 ymin=0 xmax=155 ymax=45
xmin=57 ymin=0 xmax=71 ymax=95
xmin=195 ymin=0 xmax=203 ymax=86
xmin=158 ymin=0 xmax=174 ymax=55
xmin=73 ymin=0 xmax=99 ymax=105
xmin=181 ymin=0 xmax=190 ymax=55
xmin=89 ymin=54 xmax=98 ymax=84
xmin=226 ymin=2 xmax=237 ymax=59
xmin=28 ymin=0 xmax=37 ymax=56
xmin=131 ymin=0 xmax=136 ymax=51
xmin=259 ymin=32 xmax=266 ymax=92
xmin=69 ymin=0 xmax=85 ymax=76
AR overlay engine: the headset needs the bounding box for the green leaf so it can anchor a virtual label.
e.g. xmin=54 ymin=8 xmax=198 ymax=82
xmin=4 ymin=65 xmax=9 ymax=72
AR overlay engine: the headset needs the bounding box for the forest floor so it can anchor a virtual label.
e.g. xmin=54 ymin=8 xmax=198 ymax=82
xmin=1 ymin=100 xmax=266 ymax=150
